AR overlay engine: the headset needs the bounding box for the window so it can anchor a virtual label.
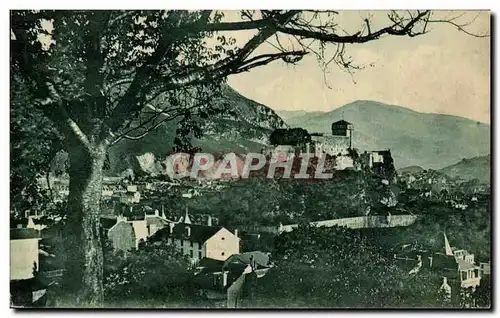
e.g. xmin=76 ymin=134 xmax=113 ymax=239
xmin=199 ymin=251 xmax=202 ymax=259
xmin=190 ymin=241 xmax=194 ymax=248
xmin=180 ymin=239 xmax=183 ymax=246
xmin=190 ymin=250 xmax=193 ymax=258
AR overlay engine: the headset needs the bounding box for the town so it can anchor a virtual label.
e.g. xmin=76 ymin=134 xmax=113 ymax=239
xmin=10 ymin=119 xmax=491 ymax=308
xmin=9 ymin=9 xmax=491 ymax=310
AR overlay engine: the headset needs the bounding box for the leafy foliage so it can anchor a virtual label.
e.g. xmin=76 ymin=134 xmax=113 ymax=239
xmin=103 ymin=243 xmax=193 ymax=302
xmin=269 ymin=128 xmax=311 ymax=146
xmin=245 ymin=224 xmax=444 ymax=308
xmin=10 ymin=71 xmax=62 ymax=215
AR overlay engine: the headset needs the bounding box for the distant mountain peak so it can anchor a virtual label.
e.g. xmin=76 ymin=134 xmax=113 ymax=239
xmin=279 ymin=100 xmax=490 ymax=170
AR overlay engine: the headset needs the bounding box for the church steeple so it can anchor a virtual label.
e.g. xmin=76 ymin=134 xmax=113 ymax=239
xmin=444 ymin=231 xmax=453 ymax=256
xmin=184 ymin=207 xmax=192 ymax=224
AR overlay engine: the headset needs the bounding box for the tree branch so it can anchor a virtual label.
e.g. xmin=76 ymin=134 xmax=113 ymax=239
xmin=34 ymin=82 xmax=93 ymax=152
xmin=276 ymin=11 xmax=431 ymax=43
xmin=101 ymin=10 xmax=300 ymax=146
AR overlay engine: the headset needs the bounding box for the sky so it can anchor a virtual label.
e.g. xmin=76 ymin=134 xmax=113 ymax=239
xmin=225 ymin=10 xmax=491 ymax=124
xmin=36 ymin=10 xmax=490 ymax=123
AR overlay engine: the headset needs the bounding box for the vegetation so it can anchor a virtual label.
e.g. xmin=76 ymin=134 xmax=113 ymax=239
xmin=10 ymin=9 xmax=483 ymax=305
xmin=103 ymin=243 xmax=193 ymax=305
xmin=269 ymin=128 xmax=311 ymax=146
xmin=244 ymin=224 xmax=446 ymax=308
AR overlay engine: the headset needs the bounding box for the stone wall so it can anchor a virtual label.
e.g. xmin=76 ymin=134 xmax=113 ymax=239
xmin=311 ymin=135 xmax=351 ymax=157
xmin=242 ymin=215 xmax=419 ymax=235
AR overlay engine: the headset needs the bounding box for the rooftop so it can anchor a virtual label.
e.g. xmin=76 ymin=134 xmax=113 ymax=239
xmin=11 ymin=228 xmax=41 ymax=240
xmin=332 ymin=120 xmax=353 ymax=126
xmin=225 ymin=251 xmax=270 ymax=268
xmin=150 ymin=223 xmax=223 ymax=243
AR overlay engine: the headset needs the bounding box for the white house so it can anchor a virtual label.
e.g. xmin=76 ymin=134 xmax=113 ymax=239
xmin=10 ymin=228 xmax=41 ymax=281
xmin=150 ymin=211 xmax=240 ymax=263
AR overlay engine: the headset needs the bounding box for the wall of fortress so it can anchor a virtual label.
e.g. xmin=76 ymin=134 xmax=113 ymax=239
xmin=311 ymin=135 xmax=351 ymax=156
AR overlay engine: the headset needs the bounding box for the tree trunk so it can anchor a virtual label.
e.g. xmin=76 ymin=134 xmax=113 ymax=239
xmin=62 ymin=143 xmax=106 ymax=307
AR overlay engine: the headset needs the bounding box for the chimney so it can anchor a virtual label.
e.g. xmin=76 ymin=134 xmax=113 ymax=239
xmin=428 ymin=256 xmax=433 ymax=268
xmin=207 ymin=215 xmax=213 ymax=227
xmin=234 ymin=229 xmax=238 ymax=238
xmin=129 ymin=205 xmax=133 ymax=213
xmin=186 ymin=226 xmax=191 ymax=237
xmin=169 ymin=222 xmax=175 ymax=234
xmin=154 ymin=209 xmax=159 ymax=217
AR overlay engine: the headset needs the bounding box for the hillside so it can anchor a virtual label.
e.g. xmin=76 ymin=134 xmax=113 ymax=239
xmin=439 ymin=155 xmax=491 ymax=184
xmin=275 ymin=110 xmax=325 ymax=124
xmin=105 ymin=85 xmax=286 ymax=176
xmin=281 ymin=100 xmax=490 ymax=169
xmin=397 ymin=166 xmax=425 ymax=176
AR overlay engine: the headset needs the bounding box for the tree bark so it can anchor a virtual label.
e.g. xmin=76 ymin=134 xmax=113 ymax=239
xmin=62 ymin=142 xmax=106 ymax=307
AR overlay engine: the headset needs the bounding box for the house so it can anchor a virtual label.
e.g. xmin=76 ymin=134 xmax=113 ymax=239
xmin=102 ymin=185 xmax=114 ymax=197
xmin=192 ymin=263 xmax=247 ymax=308
xmin=224 ymin=251 xmax=273 ymax=278
xmin=479 ymin=261 xmax=490 ymax=278
xmin=191 ymin=251 xmax=272 ymax=308
xmin=360 ymin=150 xmax=396 ymax=178
xmin=435 ymin=233 xmax=481 ymax=290
xmin=149 ymin=211 xmax=240 ymax=263
xmin=104 ymin=216 xmax=136 ymax=252
xmin=145 ymin=208 xmax=175 ymax=237
xmin=191 ymin=257 xmax=250 ymax=308
xmin=10 ymin=228 xmax=41 ymax=281
xmin=128 ymin=217 xmax=148 ymax=249
xmin=393 ymin=231 xmax=483 ymax=305
xmin=396 ymin=232 xmax=482 ymax=304
xmin=120 ymin=190 xmax=141 ymax=204
xmin=101 ymin=209 xmax=175 ymax=251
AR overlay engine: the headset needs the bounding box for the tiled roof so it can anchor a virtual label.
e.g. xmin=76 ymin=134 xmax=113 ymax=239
xmin=146 ymin=216 xmax=172 ymax=227
xmin=332 ymin=120 xmax=353 ymax=126
xmin=197 ymin=257 xmax=225 ymax=271
xmin=150 ymin=223 xmax=222 ymax=243
xmin=225 ymin=251 xmax=270 ymax=267
xmin=191 ymin=267 xmax=246 ymax=292
xmin=100 ymin=216 xmax=117 ymax=230
xmin=10 ymin=228 xmax=40 ymax=240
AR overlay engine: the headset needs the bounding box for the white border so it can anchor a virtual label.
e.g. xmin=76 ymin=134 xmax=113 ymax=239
xmin=1 ymin=1 xmax=497 ymax=318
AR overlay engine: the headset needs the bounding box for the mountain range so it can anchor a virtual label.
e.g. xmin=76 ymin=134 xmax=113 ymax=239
xmin=59 ymin=86 xmax=489 ymax=177
xmin=277 ymin=100 xmax=490 ymax=170
xmin=105 ymin=85 xmax=287 ymax=176
xmin=439 ymin=154 xmax=491 ymax=184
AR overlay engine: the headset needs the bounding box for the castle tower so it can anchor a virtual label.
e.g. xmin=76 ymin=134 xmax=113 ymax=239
xmin=331 ymin=120 xmax=354 ymax=149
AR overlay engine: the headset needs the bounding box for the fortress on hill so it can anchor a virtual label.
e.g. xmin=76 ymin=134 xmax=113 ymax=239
xmin=268 ymin=119 xmax=396 ymax=176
